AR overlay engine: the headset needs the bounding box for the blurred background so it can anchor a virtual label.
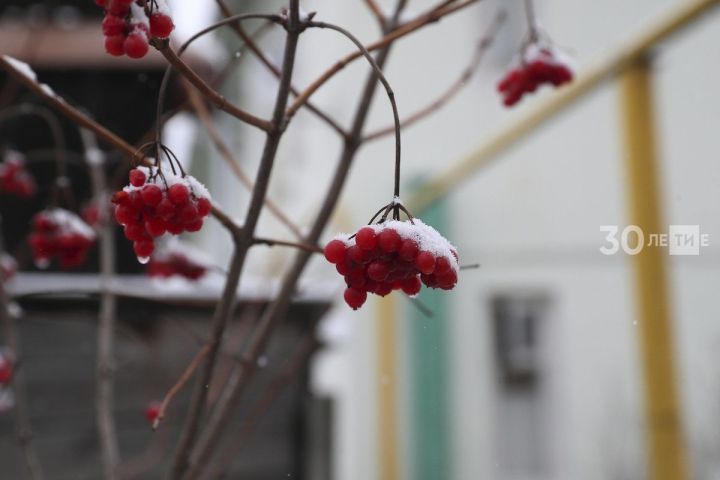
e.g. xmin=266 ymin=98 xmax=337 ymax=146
xmin=1 ymin=0 xmax=719 ymax=479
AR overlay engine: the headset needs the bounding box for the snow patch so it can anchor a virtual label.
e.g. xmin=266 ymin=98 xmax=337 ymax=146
xmin=2 ymin=55 xmax=36 ymax=81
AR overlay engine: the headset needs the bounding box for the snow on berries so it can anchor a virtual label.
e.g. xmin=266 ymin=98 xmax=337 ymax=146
xmin=147 ymin=242 xmax=208 ymax=281
xmin=113 ymin=166 xmax=212 ymax=263
xmin=325 ymin=219 xmax=459 ymax=310
xmin=96 ymin=0 xmax=174 ymax=59
xmin=28 ymin=209 xmax=96 ymax=269
xmin=497 ymin=43 xmax=574 ymax=107
xmin=0 ymin=150 xmax=36 ymax=198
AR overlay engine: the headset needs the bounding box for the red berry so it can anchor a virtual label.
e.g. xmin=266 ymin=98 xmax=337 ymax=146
xmin=434 ymin=256 xmax=452 ymax=276
xmin=399 ymin=239 xmax=418 ymax=262
xmin=156 ymin=198 xmax=175 ymax=220
xmin=344 ymin=287 xmax=367 ymax=310
xmin=168 ymin=184 xmax=190 ymax=206
xmin=107 ymin=0 xmax=130 ymax=16
xmin=125 ymin=223 xmax=149 ymax=242
xmin=145 ymin=217 xmax=166 ymax=237
xmin=336 ymin=261 xmax=352 ymax=276
xmin=124 ymin=31 xmax=149 ymax=59
xmin=145 ymin=402 xmax=161 ymax=424
xmin=401 ymin=276 xmax=422 ymax=296
xmin=149 ymin=12 xmax=174 ymax=39
xmin=179 ymin=204 xmax=199 ymax=224
xmin=355 ymin=227 xmax=378 ymax=251
xmin=375 ymin=283 xmax=392 ymax=297
xmin=0 ymin=357 xmax=12 ymax=385
xmin=129 ymin=168 xmax=146 ymax=187
xmin=166 ymin=221 xmax=184 ymax=235
xmin=367 ymin=262 xmax=389 ymax=282
xmin=415 ymin=251 xmax=436 ymax=275
xmin=378 ymin=228 xmax=401 ymax=253
xmin=324 ymin=239 xmax=347 ymax=264
xmin=184 ymin=218 xmax=203 ymax=232
xmin=196 ymin=197 xmax=212 ymax=217
xmin=141 ymin=184 xmax=163 ymax=206
xmin=134 ymin=240 xmax=154 ymax=258
xmin=102 ymin=14 xmax=125 ymax=36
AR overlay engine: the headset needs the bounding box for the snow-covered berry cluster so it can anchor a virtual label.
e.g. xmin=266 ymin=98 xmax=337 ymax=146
xmin=1 ymin=254 xmax=17 ymax=281
xmin=96 ymin=0 xmax=174 ymax=59
xmin=498 ymin=44 xmax=574 ymax=107
xmin=0 ymin=151 xmax=36 ymax=198
xmin=112 ymin=167 xmax=212 ymax=262
xmin=147 ymin=244 xmax=208 ymax=280
xmin=324 ymin=219 xmax=459 ymax=310
xmin=28 ymin=209 xmax=96 ymax=269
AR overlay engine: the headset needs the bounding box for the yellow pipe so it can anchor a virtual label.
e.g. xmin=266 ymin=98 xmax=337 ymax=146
xmin=407 ymin=0 xmax=719 ymax=212
xmin=620 ymin=57 xmax=689 ymax=480
xmin=376 ymin=296 xmax=400 ymax=480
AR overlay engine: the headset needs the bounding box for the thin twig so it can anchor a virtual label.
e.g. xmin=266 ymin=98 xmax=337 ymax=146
xmin=0 ymin=55 xmax=241 ymax=235
xmin=184 ymin=84 xmax=305 ymax=240
xmin=364 ymin=9 xmax=507 ymax=142
xmin=286 ymin=0 xmax=482 ymax=121
xmin=153 ymin=344 xmax=211 ymax=431
xmin=364 ymin=0 xmax=387 ymax=27
xmin=0 ymin=216 xmax=44 ymax=480
xmin=252 ymin=236 xmax=322 ymax=254
xmin=168 ymin=3 xmax=304 ymax=478
xmin=185 ymin=3 xmax=411 ymax=474
xmin=215 ymin=0 xmax=349 ymax=138
xmin=80 ymin=128 xmax=121 ymax=480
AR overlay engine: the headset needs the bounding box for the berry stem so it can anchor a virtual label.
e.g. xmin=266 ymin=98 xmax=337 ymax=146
xmin=306 ymin=21 xmax=403 ymax=201
xmin=252 ymin=236 xmax=323 ymax=254
xmin=524 ymin=0 xmax=540 ymax=42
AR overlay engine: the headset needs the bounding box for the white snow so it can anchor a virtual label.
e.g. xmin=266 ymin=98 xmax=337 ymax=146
xmin=43 ymin=208 xmax=97 ymax=240
xmin=84 ymin=147 xmax=104 ymax=166
xmin=2 ymin=55 xmax=37 ymax=81
xmin=124 ymin=165 xmax=211 ymax=200
xmin=130 ymin=3 xmax=150 ymax=29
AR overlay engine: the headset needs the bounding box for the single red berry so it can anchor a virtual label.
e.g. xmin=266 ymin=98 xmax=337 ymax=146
xmin=336 ymin=261 xmax=352 ymax=276
xmin=344 ymin=287 xmax=367 ymax=310
xmin=367 ymin=262 xmax=389 ymax=282
xmin=134 ymin=240 xmax=154 ymax=258
xmin=415 ymin=251 xmax=436 ymax=275
xmin=156 ymin=198 xmax=175 ymax=220
xmin=124 ymin=31 xmax=149 ymax=59
xmin=125 ymin=223 xmax=149 ymax=242
xmin=378 ymin=228 xmax=401 ymax=253
xmin=129 ymin=168 xmax=146 ymax=187
xmin=145 ymin=401 xmax=161 ymax=424
xmin=401 ymin=276 xmax=422 ymax=296
xmin=166 ymin=221 xmax=184 ymax=235
xmin=141 ymin=184 xmax=163 ymax=206
xmin=149 ymin=12 xmax=174 ymax=39
xmin=179 ymin=204 xmax=199 ymax=224
xmin=196 ymin=197 xmax=212 ymax=217
xmin=324 ymin=239 xmax=347 ymax=264
xmin=434 ymin=256 xmax=452 ymax=276
xmin=102 ymin=14 xmax=125 ymax=36
xmin=107 ymin=0 xmax=130 ymax=16
xmin=167 ymin=183 xmax=190 ymax=206
xmin=184 ymin=218 xmax=203 ymax=232
xmin=355 ymin=227 xmax=378 ymax=251
xmin=375 ymin=282 xmax=393 ymax=297
xmin=145 ymin=217 xmax=166 ymax=237
xmin=399 ymin=239 xmax=419 ymax=262
xmin=104 ymin=34 xmax=125 ymax=57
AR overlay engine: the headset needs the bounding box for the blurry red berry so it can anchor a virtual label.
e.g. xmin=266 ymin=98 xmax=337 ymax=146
xmin=324 ymin=239 xmax=347 ymax=264
xmin=133 ymin=240 xmax=154 ymax=258
xmin=415 ymin=251 xmax=436 ymax=275
xmin=149 ymin=13 xmax=174 ymax=39
xmin=141 ymin=184 xmax=163 ymax=206
xmin=344 ymin=287 xmax=367 ymax=310
xmin=168 ymin=184 xmax=190 ymax=206
xmin=129 ymin=168 xmax=146 ymax=187
xmin=124 ymin=31 xmax=149 ymax=59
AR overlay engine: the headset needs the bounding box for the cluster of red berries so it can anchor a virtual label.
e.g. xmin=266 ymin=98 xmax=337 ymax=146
xmin=0 ymin=352 xmax=12 ymax=386
xmin=28 ymin=209 xmax=96 ymax=269
xmin=497 ymin=45 xmax=574 ymax=107
xmin=0 ymin=151 xmax=36 ymax=198
xmin=147 ymin=246 xmax=207 ymax=280
xmin=112 ymin=167 xmax=212 ymax=262
xmin=145 ymin=401 xmax=161 ymax=425
xmin=324 ymin=219 xmax=459 ymax=310
xmin=95 ymin=0 xmax=174 ymax=59
xmin=1 ymin=254 xmax=17 ymax=281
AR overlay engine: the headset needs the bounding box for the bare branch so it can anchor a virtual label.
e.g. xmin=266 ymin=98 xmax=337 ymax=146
xmin=363 ymin=9 xmax=506 ymax=142
xmin=286 ymin=0 xmax=482 ymax=120
xmin=215 ymin=0 xmax=349 ymax=138
xmin=184 ymin=84 xmax=305 ymax=240
xmin=252 ymin=237 xmax=322 ymax=254
xmin=152 ymin=344 xmax=211 ymax=431
xmin=364 ymin=0 xmax=387 ymax=26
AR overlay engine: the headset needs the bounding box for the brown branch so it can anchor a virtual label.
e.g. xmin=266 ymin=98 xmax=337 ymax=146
xmin=152 ymin=41 xmax=272 ymax=133
xmin=0 ymin=55 xmax=241 ymax=236
xmin=252 ymin=237 xmax=322 ymax=254
xmin=364 ymin=0 xmax=387 ymax=26
xmin=0 ymin=217 xmax=44 ymax=480
xmin=80 ymin=128 xmax=121 ymax=479
xmin=363 ymin=9 xmax=506 ymax=142
xmin=152 ymin=344 xmax=211 ymax=431
xmin=286 ymin=0 xmax=482 ymax=120
xmin=184 ymin=84 xmax=305 ymax=240
xmin=215 ymin=0 xmax=349 ymax=138
xmin=168 ymin=3 xmax=304 ymax=478
xmin=184 ymin=3 xmax=411 ymax=474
